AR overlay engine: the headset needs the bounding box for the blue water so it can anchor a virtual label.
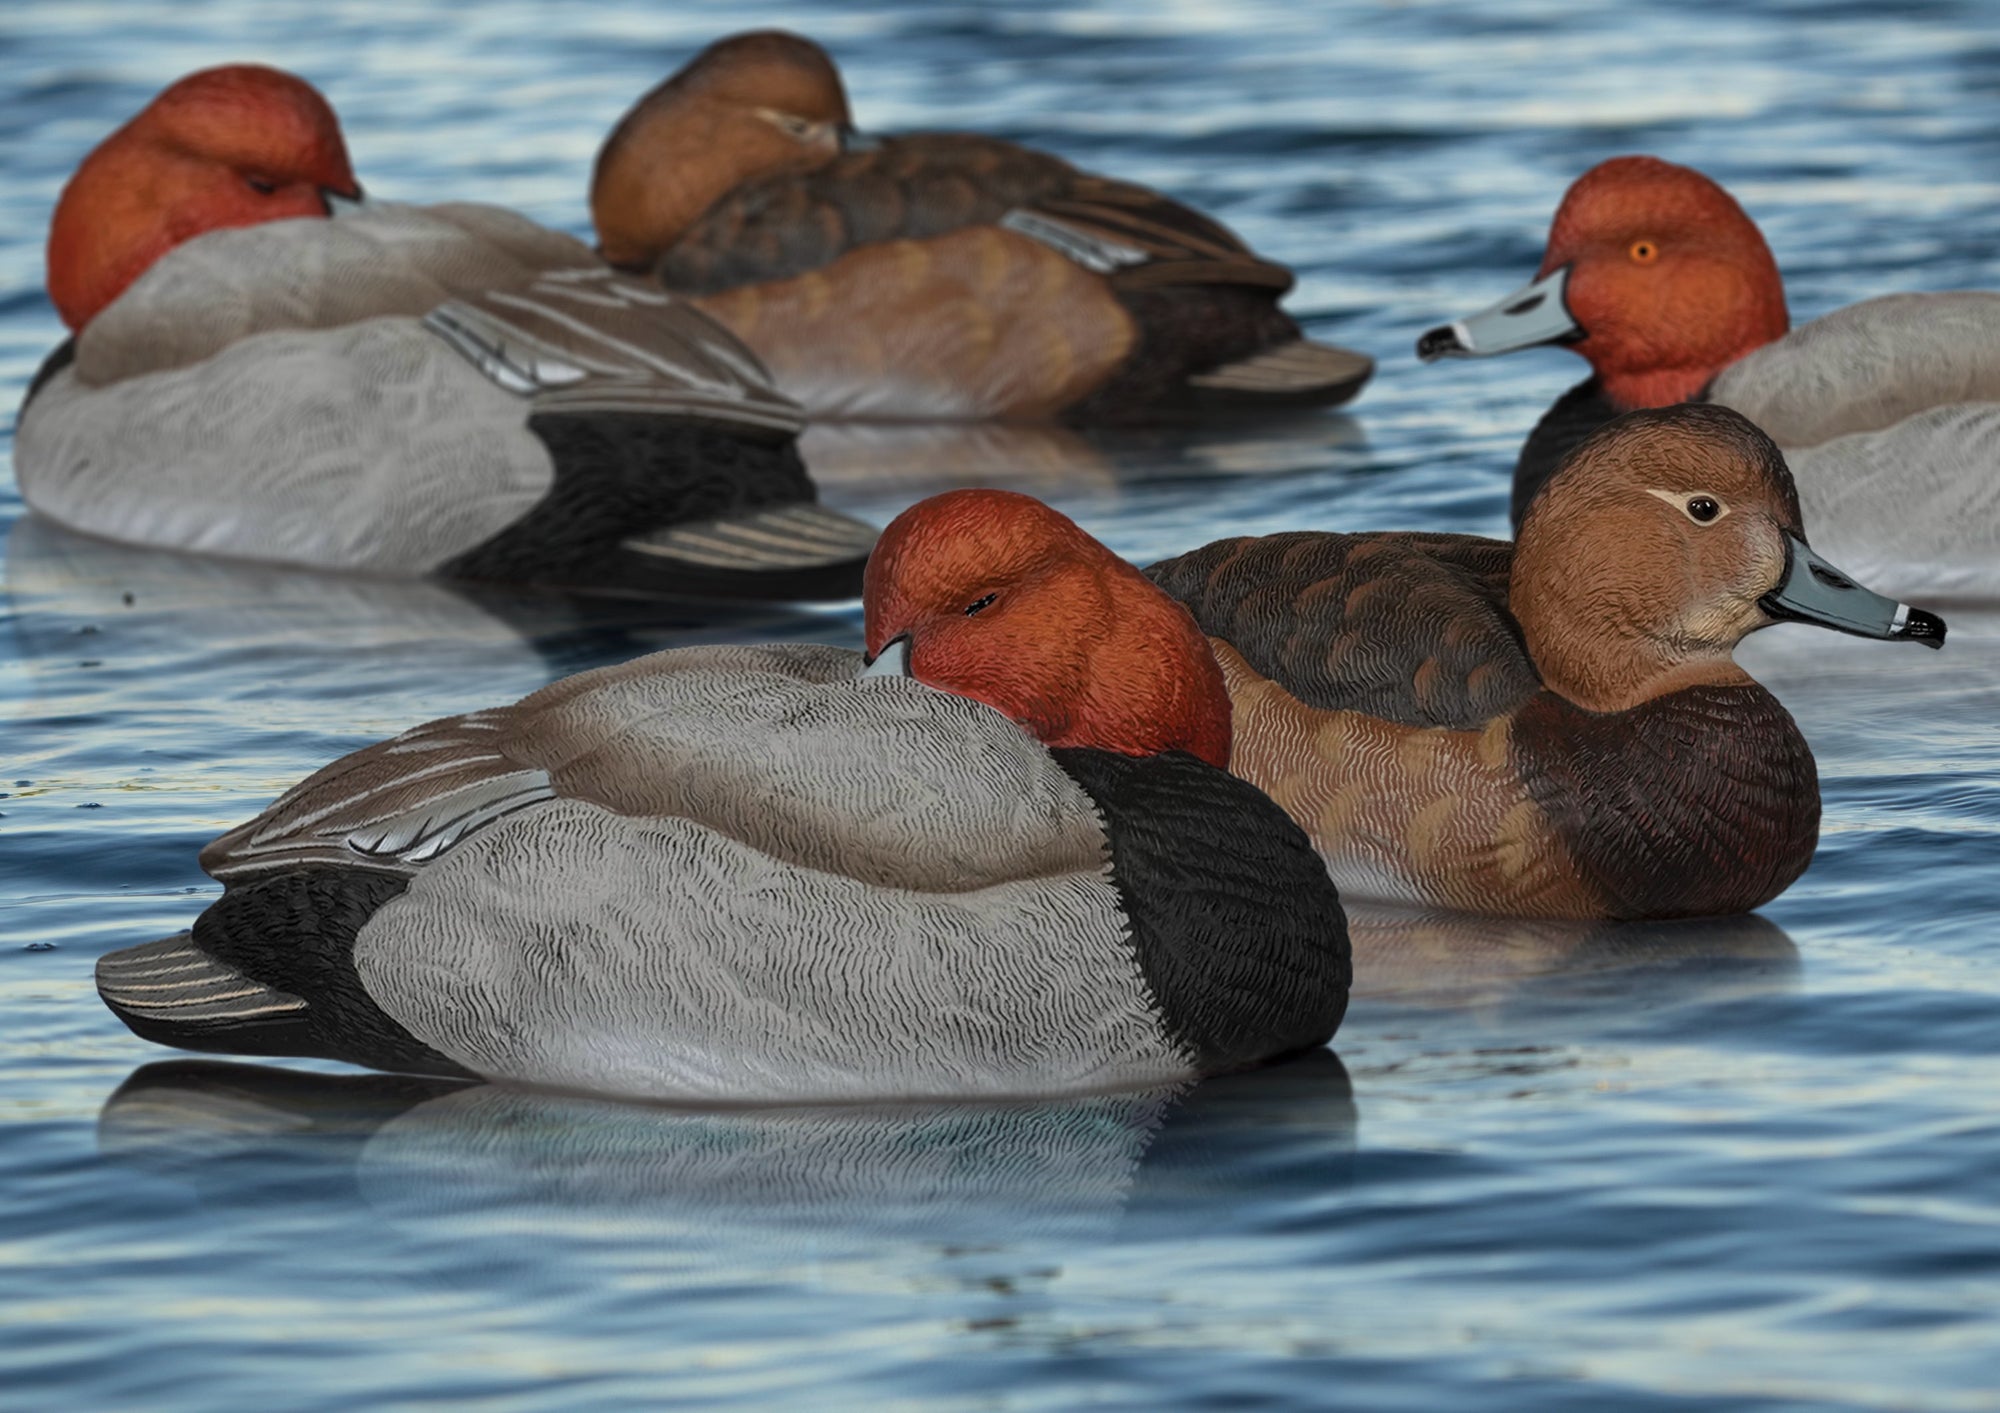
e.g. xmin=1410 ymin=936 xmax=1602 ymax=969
xmin=5 ymin=1 xmax=2000 ymax=1407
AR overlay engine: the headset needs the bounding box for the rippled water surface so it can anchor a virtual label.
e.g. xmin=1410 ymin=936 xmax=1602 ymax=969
xmin=5 ymin=2 xmax=2000 ymax=1408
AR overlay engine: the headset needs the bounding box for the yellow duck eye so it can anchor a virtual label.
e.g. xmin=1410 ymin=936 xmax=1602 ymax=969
xmin=1630 ymin=239 xmax=1659 ymax=264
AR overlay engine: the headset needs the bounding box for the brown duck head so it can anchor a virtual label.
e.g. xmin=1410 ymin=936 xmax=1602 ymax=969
xmin=1510 ymin=404 xmax=1944 ymax=714
xmin=591 ymin=30 xmax=852 ymax=270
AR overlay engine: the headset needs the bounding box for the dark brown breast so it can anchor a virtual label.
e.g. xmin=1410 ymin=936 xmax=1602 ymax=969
xmin=1510 ymin=684 xmax=1820 ymax=919
xmin=1147 ymin=531 xmax=1541 ymax=730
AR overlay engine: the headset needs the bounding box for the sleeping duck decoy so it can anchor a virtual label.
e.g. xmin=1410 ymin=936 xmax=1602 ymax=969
xmin=17 ymin=65 xmax=875 ymax=601
xmin=1149 ymin=405 xmax=1946 ymax=921
xmin=1417 ymin=156 xmax=2000 ymax=596
xmin=96 ymin=489 xmax=1350 ymax=1102
xmin=589 ymin=30 xmax=1374 ymax=422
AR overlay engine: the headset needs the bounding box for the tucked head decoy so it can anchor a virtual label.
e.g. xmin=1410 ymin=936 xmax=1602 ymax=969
xmin=20 ymin=65 xmax=876 ymax=602
xmin=96 ymin=491 xmax=1348 ymax=1101
xmin=1149 ymin=405 xmax=1944 ymax=921
xmin=593 ymin=31 xmax=852 ymax=271
xmin=1417 ymin=158 xmax=2000 ymax=597
xmin=589 ymin=30 xmax=1374 ymax=422
xmin=48 ymin=65 xmax=362 ymax=331
xmin=863 ymin=489 xmax=1232 ymax=768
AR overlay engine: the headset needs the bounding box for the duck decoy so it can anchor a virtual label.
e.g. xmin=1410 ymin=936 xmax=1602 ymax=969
xmin=18 ymin=64 xmax=875 ymax=601
xmin=1150 ymin=405 xmax=1946 ymax=920
xmin=1418 ymin=155 xmax=2000 ymax=595
xmin=590 ymin=30 xmax=1374 ymax=422
xmin=97 ymin=489 xmax=1349 ymax=1101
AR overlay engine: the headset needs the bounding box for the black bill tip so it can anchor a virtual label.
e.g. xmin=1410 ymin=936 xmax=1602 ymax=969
xmin=1897 ymin=606 xmax=1948 ymax=649
xmin=1415 ymin=324 xmax=1467 ymax=362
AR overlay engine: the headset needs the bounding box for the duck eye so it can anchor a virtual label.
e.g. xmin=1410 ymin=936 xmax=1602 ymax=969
xmin=1630 ymin=239 xmax=1659 ymax=264
xmin=1686 ymin=495 xmax=1721 ymax=523
xmin=964 ymin=592 xmax=997 ymax=617
xmin=245 ymin=175 xmax=279 ymax=196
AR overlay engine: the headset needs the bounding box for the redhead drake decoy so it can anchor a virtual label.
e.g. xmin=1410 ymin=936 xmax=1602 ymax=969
xmin=17 ymin=65 xmax=875 ymax=601
xmin=588 ymin=30 xmax=1374 ymax=422
xmin=1417 ymin=156 xmax=2000 ymax=594
xmin=96 ymin=490 xmax=1349 ymax=1102
xmin=1149 ymin=406 xmax=1946 ymax=921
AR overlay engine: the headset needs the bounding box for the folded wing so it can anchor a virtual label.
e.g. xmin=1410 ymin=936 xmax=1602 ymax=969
xmin=656 ymin=133 xmax=1292 ymax=298
xmin=1148 ymin=531 xmax=1540 ymax=730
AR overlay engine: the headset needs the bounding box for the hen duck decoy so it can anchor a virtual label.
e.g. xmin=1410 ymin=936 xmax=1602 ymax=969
xmin=97 ymin=490 xmax=1349 ymax=1102
xmin=18 ymin=65 xmax=874 ymax=601
xmin=590 ymin=30 xmax=1373 ymax=422
xmin=1150 ymin=405 xmax=1946 ymax=920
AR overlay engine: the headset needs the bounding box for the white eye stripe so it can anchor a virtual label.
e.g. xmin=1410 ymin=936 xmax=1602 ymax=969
xmin=753 ymin=107 xmax=823 ymax=140
xmin=1646 ymin=488 xmax=1731 ymax=525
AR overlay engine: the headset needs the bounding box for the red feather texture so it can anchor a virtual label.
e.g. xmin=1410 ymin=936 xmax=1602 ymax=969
xmin=865 ymin=489 xmax=1232 ymax=769
xmin=48 ymin=65 xmax=359 ymax=331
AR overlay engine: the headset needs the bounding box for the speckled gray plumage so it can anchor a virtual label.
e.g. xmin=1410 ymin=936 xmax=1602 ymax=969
xmin=1706 ymin=292 xmax=2000 ymax=594
xmin=203 ymin=643 xmax=1188 ymax=1102
xmin=15 ymin=203 xmax=800 ymax=573
xmin=205 ymin=643 xmax=1109 ymax=892
xmin=19 ymin=316 xmax=555 ymax=572
xmin=357 ymin=797 xmax=1184 ymax=1102
xmin=1708 ymin=293 xmax=2000 ymax=449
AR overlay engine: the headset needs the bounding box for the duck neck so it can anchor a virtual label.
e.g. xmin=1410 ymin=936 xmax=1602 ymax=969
xmin=1589 ymin=267 xmax=1790 ymax=410
xmin=593 ymin=123 xmax=728 ymax=269
xmin=1509 ymin=548 xmax=1752 ymax=714
xmin=1596 ymin=362 xmax=1728 ymax=411
xmin=1063 ymin=569 xmax=1234 ymax=768
xmin=1525 ymin=634 xmax=1753 ymax=715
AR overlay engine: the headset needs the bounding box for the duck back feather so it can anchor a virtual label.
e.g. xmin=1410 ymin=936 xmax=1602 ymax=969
xmin=1708 ymin=292 xmax=2000 ymax=448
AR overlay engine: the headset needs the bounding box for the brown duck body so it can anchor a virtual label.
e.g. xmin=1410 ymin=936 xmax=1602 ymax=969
xmin=643 ymin=134 xmax=1369 ymax=422
xmin=1149 ymin=531 xmax=1820 ymax=920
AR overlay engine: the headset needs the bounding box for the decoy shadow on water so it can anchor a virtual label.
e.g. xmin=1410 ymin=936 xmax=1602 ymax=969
xmin=800 ymin=409 xmax=1368 ymax=502
xmin=1 ymin=514 xmax=849 ymax=701
xmin=1347 ymin=906 xmax=1802 ymax=1023
xmin=96 ymin=1047 xmax=1358 ymax=1247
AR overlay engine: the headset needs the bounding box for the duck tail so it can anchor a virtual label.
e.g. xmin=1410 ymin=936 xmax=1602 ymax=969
xmin=615 ymin=501 xmax=878 ymax=601
xmin=1186 ymin=338 xmax=1374 ymax=409
xmin=96 ymin=933 xmax=314 ymax=1058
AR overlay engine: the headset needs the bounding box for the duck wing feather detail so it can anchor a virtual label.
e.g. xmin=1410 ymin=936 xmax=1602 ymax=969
xmin=656 ymin=133 xmax=1292 ymax=298
xmin=1147 ymin=531 xmax=1541 ymax=730
xmin=74 ymin=201 xmax=800 ymax=435
xmin=200 ymin=642 xmax=1110 ymax=892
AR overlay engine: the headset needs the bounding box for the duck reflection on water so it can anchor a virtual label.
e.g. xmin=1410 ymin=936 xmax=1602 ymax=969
xmin=1349 ymin=906 xmax=1799 ymax=1010
xmin=2 ymin=514 xmax=848 ymax=697
xmin=91 ymin=908 xmax=1800 ymax=1262
xmin=801 ymin=410 xmax=1366 ymax=503
xmin=98 ymin=1048 xmax=1357 ymax=1245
